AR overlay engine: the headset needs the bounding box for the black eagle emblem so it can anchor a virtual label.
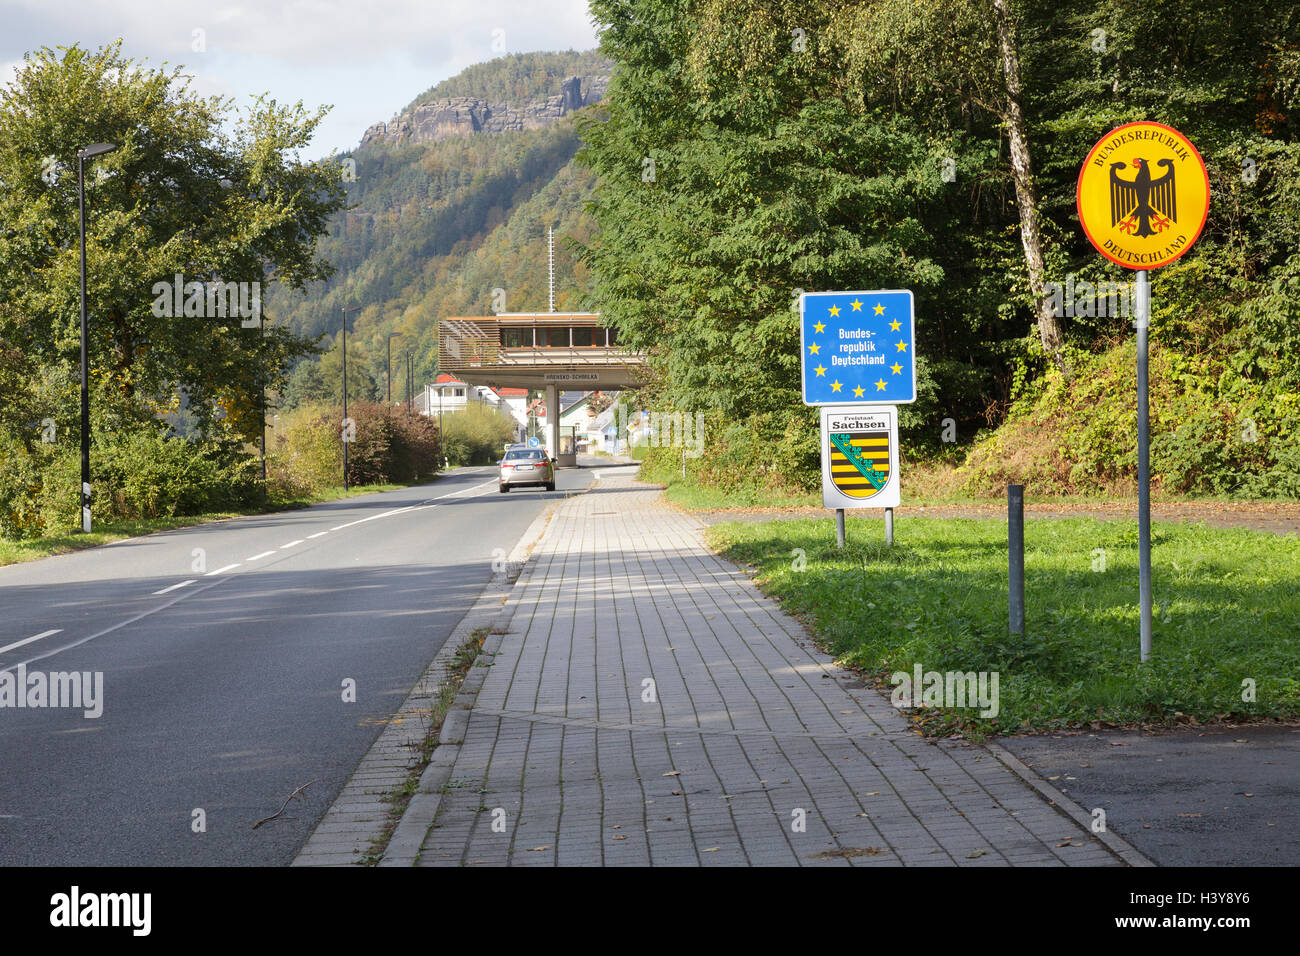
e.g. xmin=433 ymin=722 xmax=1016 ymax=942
xmin=1110 ymin=158 xmax=1176 ymax=237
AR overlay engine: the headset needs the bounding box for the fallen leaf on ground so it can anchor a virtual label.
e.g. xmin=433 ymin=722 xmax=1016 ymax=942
xmin=967 ymin=849 xmax=989 ymax=858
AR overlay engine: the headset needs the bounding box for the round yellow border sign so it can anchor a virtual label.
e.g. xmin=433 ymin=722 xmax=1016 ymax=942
xmin=1077 ymin=121 xmax=1210 ymax=270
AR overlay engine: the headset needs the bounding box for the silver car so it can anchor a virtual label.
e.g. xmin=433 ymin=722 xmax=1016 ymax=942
xmin=499 ymin=448 xmax=555 ymax=492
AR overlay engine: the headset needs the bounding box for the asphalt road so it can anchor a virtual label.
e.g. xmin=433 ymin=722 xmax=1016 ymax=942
xmin=0 ymin=464 xmax=593 ymax=866
xmin=1002 ymin=724 xmax=1300 ymax=866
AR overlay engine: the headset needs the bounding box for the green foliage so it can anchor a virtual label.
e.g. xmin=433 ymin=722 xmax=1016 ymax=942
xmin=413 ymin=51 xmax=613 ymax=104
xmin=0 ymin=40 xmax=345 ymax=444
xmin=0 ymin=423 xmax=263 ymax=538
xmin=439 ymin=403 xmax=517 ymax=466
xmin=266 ymin=122 xmax=597 ymax=393
xmin=710 ymin=515 xmax=1300 ymax=733
xmin=579 ymin=0 xmax=1300 ymax=498
xmin=268 ymin=402 xmax=440 ymax=494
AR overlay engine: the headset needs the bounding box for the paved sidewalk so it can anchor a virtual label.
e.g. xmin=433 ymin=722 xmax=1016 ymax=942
xmin=410 ymin=469 xmax=1126 ymax=867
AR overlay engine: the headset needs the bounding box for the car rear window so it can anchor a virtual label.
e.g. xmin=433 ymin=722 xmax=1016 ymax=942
xmin=505 ymin=450 xmax=545 ymax=461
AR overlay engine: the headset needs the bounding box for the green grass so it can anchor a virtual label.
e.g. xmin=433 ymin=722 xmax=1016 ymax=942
xmin=658 ymin=477 xmax=821 ymax=510
xmin=0 ymin=478 xmax=437 ymax=568
xmin=707 ymin=514 xmax=1300 ymax=736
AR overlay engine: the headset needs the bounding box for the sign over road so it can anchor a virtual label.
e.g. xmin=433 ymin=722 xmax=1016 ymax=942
xmin=1077 ymin=121 xmax=1210 ymax=271
xmin=800 ymin=290 xmax=915 ymax=405
xmin=820 ymin=405 xmax=900 ymax=509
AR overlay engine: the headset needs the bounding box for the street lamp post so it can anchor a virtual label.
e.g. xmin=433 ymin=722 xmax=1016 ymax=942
xmin=77 ymin=142 xmax=118 ymax=533
xmin=341 ymin=305 xmax=362 ymax=490
xmin=259 ymin=312 xmax=267 ymax=482
xmin=386 ymin=332 xmax=401 ymax=406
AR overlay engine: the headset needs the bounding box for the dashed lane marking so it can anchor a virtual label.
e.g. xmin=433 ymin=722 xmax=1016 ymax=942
xmin=152 ymin=580 xmax=196 ymax=596
xmin=0 ymin=629 xmax=63 ymax=656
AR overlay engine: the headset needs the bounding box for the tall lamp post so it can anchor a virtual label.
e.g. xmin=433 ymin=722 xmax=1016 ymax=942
xmin=386 ymin=332 xmax=401 ymax=406
xmin=340 ymin=305 xmax=362 ymax=490
xmin=77 ymin=142 xmax=118 ymax=533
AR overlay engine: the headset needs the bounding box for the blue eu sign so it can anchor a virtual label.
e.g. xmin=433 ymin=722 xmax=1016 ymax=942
xmin=799 ymin=290 xmax=916 ymax=405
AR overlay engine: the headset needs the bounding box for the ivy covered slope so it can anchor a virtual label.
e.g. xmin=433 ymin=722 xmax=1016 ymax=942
xmin=268 ymin=51 xmax=613 ymax=408
xmin=578 ymin=0 xmax=1300 ymax=500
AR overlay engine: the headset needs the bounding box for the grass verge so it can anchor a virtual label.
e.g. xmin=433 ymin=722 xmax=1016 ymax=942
xmin=0 ymin=477 xmax=441 ymax=568
xmin=361 ymin=627 xmax=488 ymax=865
xmin=707 ymin=514 xmax=1300 ymax=737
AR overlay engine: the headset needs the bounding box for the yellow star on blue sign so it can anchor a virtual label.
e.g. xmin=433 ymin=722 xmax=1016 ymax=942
xmin=800 ymin=289 xmax=916 ymax=406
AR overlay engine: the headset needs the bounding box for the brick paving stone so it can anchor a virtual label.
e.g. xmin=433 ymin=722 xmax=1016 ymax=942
xmin=413 ymin=471 xmax=1122 ymax=867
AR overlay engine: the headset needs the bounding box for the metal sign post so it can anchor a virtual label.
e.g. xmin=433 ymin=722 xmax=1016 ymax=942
xmin=1008 ymin=484 xmax=1025 ymax=636
xmin=1135 ymin=270 xmax=1152 ymax=660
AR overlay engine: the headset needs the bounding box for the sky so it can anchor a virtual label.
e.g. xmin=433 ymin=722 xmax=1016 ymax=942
xmin=0 ymin=0 xmax=601 ymax=159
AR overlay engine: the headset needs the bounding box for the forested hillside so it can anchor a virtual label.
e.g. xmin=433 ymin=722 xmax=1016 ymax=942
xmin=269 ymin=50 xmax=610 ymax=408
xmin=579 ymin=0 xmax=1300 ymax=499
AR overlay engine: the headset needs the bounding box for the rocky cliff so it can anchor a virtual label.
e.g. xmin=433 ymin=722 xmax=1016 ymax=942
xmin=359 ymin=74 xmax=609 ymax=149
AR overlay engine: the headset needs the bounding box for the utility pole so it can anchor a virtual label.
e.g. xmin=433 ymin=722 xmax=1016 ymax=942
xmin=76 ymin=142 xmax=118 ymax=533
xmin=386 ymin=332 xmax=401 ymax=407
xmin=340 ymin=305 xmax=362 ymax=490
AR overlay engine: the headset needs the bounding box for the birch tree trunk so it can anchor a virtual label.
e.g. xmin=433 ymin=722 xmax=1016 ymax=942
xmin=993 ymin=0 xmax=1067 ymax=374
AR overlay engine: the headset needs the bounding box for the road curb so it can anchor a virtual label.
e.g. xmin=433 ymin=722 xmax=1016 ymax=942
xmin=984 ymin=741 xmax=1156 ymax=867
xmin=378 ymin=496 xmax=564 ymax=867
xmin=292 ymin=494 xmax=563 ymax=868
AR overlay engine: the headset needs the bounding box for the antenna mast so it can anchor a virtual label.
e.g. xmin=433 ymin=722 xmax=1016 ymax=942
xmin=548 ymin=226 xmax=555 ymax=312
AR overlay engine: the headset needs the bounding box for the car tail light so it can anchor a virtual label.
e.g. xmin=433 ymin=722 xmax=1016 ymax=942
xmin=502 ymin=464 xmax=513 ymax=469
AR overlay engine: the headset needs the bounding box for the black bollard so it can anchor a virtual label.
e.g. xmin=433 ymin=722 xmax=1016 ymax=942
xmin=1008 ymin=484 xmax=1025 ymax=636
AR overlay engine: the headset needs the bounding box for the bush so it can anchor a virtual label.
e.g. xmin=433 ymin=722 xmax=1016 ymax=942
xmin=267 ymin=402 xmax=442 ymax=494
xmin=0 ymin=423 xmax=266 ymax=538
xmin=439 ymin=402 xmax=517 ymax=466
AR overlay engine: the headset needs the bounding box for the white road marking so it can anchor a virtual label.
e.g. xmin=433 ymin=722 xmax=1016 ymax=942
xmin=246 ymin=551 xmax=276 ymax=562
xmin=418 ymin=478 xmax=500 ymax=506
xmin=0 ymin=629 xmax=63 ymax=656
xmin=280 ymin=540 xmax=304 ymax=549
xmin=11 ymin=584 xmax=216 ymax=669
xmin=153 ymin=579 xmax=196 ymax=595
xmin=3 ymin=470 xmax=534 ymax=669
xmin=329 ymin=506 xmax=415 ymax=532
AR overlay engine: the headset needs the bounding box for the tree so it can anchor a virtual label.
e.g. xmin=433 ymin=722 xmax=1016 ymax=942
xmin=0 ymin=41 xmax=347 ymax=446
